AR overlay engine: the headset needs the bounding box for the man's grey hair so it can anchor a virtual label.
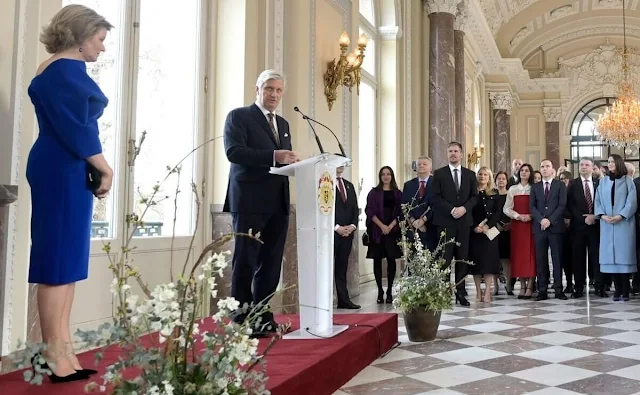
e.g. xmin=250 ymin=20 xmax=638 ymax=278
xmin=416 ymin=156 xmax=432 ymax=162
xmin=626 ymin=162 xmax=636 ymax=177
xmin=256 ymin=69 xmax=286 ymax=89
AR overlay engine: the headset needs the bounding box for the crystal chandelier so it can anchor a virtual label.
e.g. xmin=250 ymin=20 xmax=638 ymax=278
xmin=596 ymin=0 xmax=640 ymax=148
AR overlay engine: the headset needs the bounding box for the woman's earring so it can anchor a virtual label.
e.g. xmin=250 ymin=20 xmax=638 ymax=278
xmin=79 ymin=47 xmax=83 ymax=52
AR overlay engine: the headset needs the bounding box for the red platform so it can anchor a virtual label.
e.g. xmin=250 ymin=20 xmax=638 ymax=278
xmin=0 ymin=313 xmax=398 ymax=395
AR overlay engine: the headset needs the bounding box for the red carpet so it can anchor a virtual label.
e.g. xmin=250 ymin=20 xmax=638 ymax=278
xmin=0 ymin=313 xmax=398 ymax=395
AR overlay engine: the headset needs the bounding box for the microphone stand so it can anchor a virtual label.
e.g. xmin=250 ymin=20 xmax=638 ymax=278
xmin=294 ymin=107 xmax=325 ymax=154
xmin=294 ymin=107 xmax=345 ymax=157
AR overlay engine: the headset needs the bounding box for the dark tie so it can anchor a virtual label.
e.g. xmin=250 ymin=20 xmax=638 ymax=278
xmin=337 ymin=177 xmax=347 ymax=203
xmin=453 ymin=169 xmax=460 ymax=192
xmin=544 ymin=181 xmax=550 ymax=200
xmin=267 ymin=113 xmax=280 ymax=146
xmin=584 ymin=179 xmax=593 ymax=213
xmin=418 ymin=180 xmax=426 ymax=198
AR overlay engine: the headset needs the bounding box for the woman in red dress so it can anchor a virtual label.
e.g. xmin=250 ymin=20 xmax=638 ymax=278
xmin=503 ymin=163 xmax=536 ymax=299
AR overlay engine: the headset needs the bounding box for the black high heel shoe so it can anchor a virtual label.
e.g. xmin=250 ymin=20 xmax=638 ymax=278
xmin=386 ymin=290 xmax=393 ymax=303
xmin=377 ymin=290 xmax=384 ymax=304
xmin=31 ymin=353 xmax=90 ymax=383
xmin=455 ymin=292 xmax=470 ymax=307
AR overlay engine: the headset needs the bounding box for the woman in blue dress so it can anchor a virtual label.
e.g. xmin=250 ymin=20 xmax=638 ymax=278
xmin=27 ymin=4 xmax=113 ymax=382
xmin=595 ymin=154 xmax=637 ymax=301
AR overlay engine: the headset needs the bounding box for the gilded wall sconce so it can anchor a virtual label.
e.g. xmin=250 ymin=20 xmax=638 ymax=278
xmin=467 ymin=143 xmax=485 ymax=168
xmin=323 ymin=31 xmax=368 ymax=110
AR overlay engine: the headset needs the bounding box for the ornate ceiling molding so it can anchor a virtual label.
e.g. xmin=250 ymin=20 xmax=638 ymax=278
xmin=423 ymin=0 xmax=463 ymax=15
xmin=541 ymin=25 xmax=640 ymax=51
xmin=489 ymin=92 xmax=514 ymax=114
xmin=543 ymin=107 xmax=562 ymax=122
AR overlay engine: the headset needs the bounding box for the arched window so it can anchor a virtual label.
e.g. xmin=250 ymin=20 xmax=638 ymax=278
xmin=568 ymin=97 xmax=639 ymax=174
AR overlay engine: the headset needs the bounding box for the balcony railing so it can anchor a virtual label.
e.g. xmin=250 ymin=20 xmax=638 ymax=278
xmin=91 ymin=221 xmax=164 ymax=238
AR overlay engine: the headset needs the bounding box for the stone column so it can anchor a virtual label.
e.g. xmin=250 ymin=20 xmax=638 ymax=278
xmin=489 ymin=92 xmax=513 ymax=173
xmin=425 ymin=0 xmax=461 ymax=168
xmin=543 ymin=107 xmax=562 ymax=168
xmin=454 ymin=2 xmax=468 ymax=149
xmin=0 ymin=185 xmax=18 ymax=357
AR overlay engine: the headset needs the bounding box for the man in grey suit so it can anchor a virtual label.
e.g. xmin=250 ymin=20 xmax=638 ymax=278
xmin=530 ymin=159 xmax=568 ymax=301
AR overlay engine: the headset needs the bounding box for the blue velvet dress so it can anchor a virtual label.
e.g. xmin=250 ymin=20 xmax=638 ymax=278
xmin=26 ymin=58 xmax=108 ymax=285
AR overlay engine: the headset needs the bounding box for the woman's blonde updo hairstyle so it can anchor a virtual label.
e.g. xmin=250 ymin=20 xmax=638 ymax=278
xmin=40 ymin=5 xmax=113 ymax=54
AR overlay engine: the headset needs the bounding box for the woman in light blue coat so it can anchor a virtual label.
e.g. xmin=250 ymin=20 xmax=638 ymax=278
xmin=595 ymin=154 xmax=637 ymax=301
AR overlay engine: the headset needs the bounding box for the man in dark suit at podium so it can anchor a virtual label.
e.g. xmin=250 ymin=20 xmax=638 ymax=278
xmin=402 ymin=156 xmax=437 ymax=252
xmin=224 ymin=70 xmax=298 ymax=336
xmin=333 ymin=159 xmax=361 ymax=309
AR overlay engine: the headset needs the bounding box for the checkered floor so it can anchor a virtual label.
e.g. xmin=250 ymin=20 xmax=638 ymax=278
xmin=335 ymin=283 xmax=640 ymax=395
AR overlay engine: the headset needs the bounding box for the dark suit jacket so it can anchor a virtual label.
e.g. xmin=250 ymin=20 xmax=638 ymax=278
xmin=507 ymin=175 xmax=519 ymax=189
xmin=567 ymin=176 xmax=599 ymax=231
xmin=431 ymin=165 xmax=478 ymax=227
xmin=223 ymin=103 xmax=292 ymax=214
xmin=335 ymin=177 xmax=359 ymax=237
xmin=530 ymin=178 xmax=567 ymax=234
xmin=401 ymin=176 xmax=433 ymax=222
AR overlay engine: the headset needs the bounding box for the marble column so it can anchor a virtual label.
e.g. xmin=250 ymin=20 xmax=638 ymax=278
xmin=425 ymin=0 xmax=461 ymax=168
xmin=0 ymin=185 xmax=18 ymax=358
xmin=209 ymin=204 xmax=360 ymax=316
xmin=544 ymin=107 xmax=562 ymax=167
xmin=454 ymin=2 xmax=468 ymax=149
xmin=489 ymin=92 xmax=513 ymax=173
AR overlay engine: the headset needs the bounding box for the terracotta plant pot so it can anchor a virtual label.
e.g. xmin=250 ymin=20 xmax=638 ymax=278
xmin=403 ymin=308 xmax=441 ymax=342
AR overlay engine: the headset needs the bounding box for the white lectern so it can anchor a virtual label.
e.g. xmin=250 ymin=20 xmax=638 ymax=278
xmin=270 ymin=153 xmax=352 ymax=339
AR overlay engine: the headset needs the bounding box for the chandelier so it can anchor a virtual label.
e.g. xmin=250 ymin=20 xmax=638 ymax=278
xmin=595 ymin=0 xmax=640 ymax=148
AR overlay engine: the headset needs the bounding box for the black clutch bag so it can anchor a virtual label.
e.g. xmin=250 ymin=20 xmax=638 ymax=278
xmin=362 ymin=229 xmax=370 ymax=246
xmin=87 ymin=163 xmax=102 ymax=193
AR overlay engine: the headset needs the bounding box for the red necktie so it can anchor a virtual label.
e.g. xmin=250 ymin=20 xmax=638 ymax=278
xmin=337 ymin=177 xmax=347 ymax=203
xmin=544 ymin=182 xmax=550 ymax=200
xmin=418 ymin=181 xmax=426 ymax=198
xmin=584 ymin=179 xmax=593 ymax=213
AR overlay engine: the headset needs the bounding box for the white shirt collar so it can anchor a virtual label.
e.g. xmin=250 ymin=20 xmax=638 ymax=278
xmin=449 ymin=163 xmax=461 ymax=171
xmin=542 ymin=177 xmax=554 ymax=183
xmin=255 ymin=100 xmax=271 ymax=116
xmin=581 ymin=175 xmax=593 ymax=183
xmin=418 ymin=175 xmax=429 ymax=182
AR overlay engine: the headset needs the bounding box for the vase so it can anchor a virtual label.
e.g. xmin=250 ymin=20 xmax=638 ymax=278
xmin=403 ymin=308 xmax=441 ymax=342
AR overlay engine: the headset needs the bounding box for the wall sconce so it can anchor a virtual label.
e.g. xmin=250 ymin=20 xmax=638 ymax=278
xmin=323 ymin=31 xmax=368 ymax=110
xmin=467 ymin=143 xmax=485 ymax=168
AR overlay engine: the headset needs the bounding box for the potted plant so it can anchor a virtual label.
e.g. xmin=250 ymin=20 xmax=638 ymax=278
xmin=392 ymin=202 xmax=469 ymax=342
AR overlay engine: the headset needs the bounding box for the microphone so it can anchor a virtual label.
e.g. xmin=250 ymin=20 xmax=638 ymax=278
xmin=294 ymin=106 xmax=325 ymax=154
xmin=294 ymin=107 xmax=347 ymax=158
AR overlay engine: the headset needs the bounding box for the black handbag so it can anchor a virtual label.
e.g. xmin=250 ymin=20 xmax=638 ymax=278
xmin=87 ymin=163 xmax=102 ymax=193
xmin=361 ymin=229 xmax=370 ymax=246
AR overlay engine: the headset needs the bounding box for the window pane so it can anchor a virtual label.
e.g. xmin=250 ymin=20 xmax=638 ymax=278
xmin=359 ymin=0 xmax=375 ymax=26
xmin=63 ymin=0 xmax=124 ymax=239
xmin=359 ymin=27 xmax=375 ymax=76
xmin=358 ymin=82 xmax=376 ymax=228
xmin=132 ymin=0 xmax=201 ymax=237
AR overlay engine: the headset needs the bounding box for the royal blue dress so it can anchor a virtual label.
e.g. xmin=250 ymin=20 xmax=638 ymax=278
xmin=26 ymin=59 xmax=108 ymax=285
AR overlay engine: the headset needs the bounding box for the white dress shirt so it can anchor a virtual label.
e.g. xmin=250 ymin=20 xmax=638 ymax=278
xmin=581 ymin=176 xmax=594 ymax=201
xmin=255 ymin=100 xmax=279 ymax=166
xmin=448 ymin=164 xmax=461 ymax=187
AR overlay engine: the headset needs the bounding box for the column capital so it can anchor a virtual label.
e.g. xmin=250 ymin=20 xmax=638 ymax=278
xmin=543 ymin=106 xmax=562 ymax=122
xmin=423 ymin=0 xmax=462 ymax=16
xmin=489 ymin=92 xmax=513 ymax=115
xmin=454 ymin=1 xmax=470 ymax=31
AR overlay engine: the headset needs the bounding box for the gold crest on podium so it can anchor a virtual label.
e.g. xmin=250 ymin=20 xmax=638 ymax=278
xmin=318 ymin=171 xmax=335 ymax=215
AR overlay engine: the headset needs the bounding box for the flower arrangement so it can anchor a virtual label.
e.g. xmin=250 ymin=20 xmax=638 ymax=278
xmin=392 ymin=200 xmax=470 ymax=314
xmin=13 ymin=134 xmax=289 ymax=394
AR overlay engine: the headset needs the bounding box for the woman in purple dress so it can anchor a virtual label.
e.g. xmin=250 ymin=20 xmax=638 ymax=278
xmin=27 ymin=5 xmax=113 ymax=383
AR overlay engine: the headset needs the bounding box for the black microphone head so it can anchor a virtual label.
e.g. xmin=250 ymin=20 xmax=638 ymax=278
xmin=294 ymin=106 xmax=300 ymax=112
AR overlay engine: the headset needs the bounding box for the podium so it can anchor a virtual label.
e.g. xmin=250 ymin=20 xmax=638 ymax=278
xmin=270 ymin=153 xmax=352 ymax=339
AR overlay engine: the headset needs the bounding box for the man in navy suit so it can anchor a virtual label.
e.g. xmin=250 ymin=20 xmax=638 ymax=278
xmin=530 ymin=159 xmax=568 ymax=301
xmin=223 ymin=70 xmax=299 ymax=336
xmin=402 ymin=156 xmax=437 ymax=252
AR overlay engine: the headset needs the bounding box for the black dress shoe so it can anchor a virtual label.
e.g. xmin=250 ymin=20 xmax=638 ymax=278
xmin=556 ymin=293 xmax=568 ymax=300
xmin=595 ymin=290 xmax=609 ymax=298
xmin=571 ymin=289 xmax=584 ymax=299
xmin=535 ymin=293 xmax=548 ymax=301
xmin=76 ymin=368 xmax=98 ymax=376
xmin=563 ymin=285 xmax=574 ymax=294
xmin=455 ymin=292 xmax=470 ymax=307
xmin=337 ymin=301 xmax=361 ymax=309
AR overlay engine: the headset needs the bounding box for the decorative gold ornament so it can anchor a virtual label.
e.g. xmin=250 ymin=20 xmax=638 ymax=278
xmin=317 ymin=171 xmax=335 ymax=215
xmin=467 ymin=143 xmax=484 ymax=168
xmin=323 ymin=31 xmax=368 ymax=111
